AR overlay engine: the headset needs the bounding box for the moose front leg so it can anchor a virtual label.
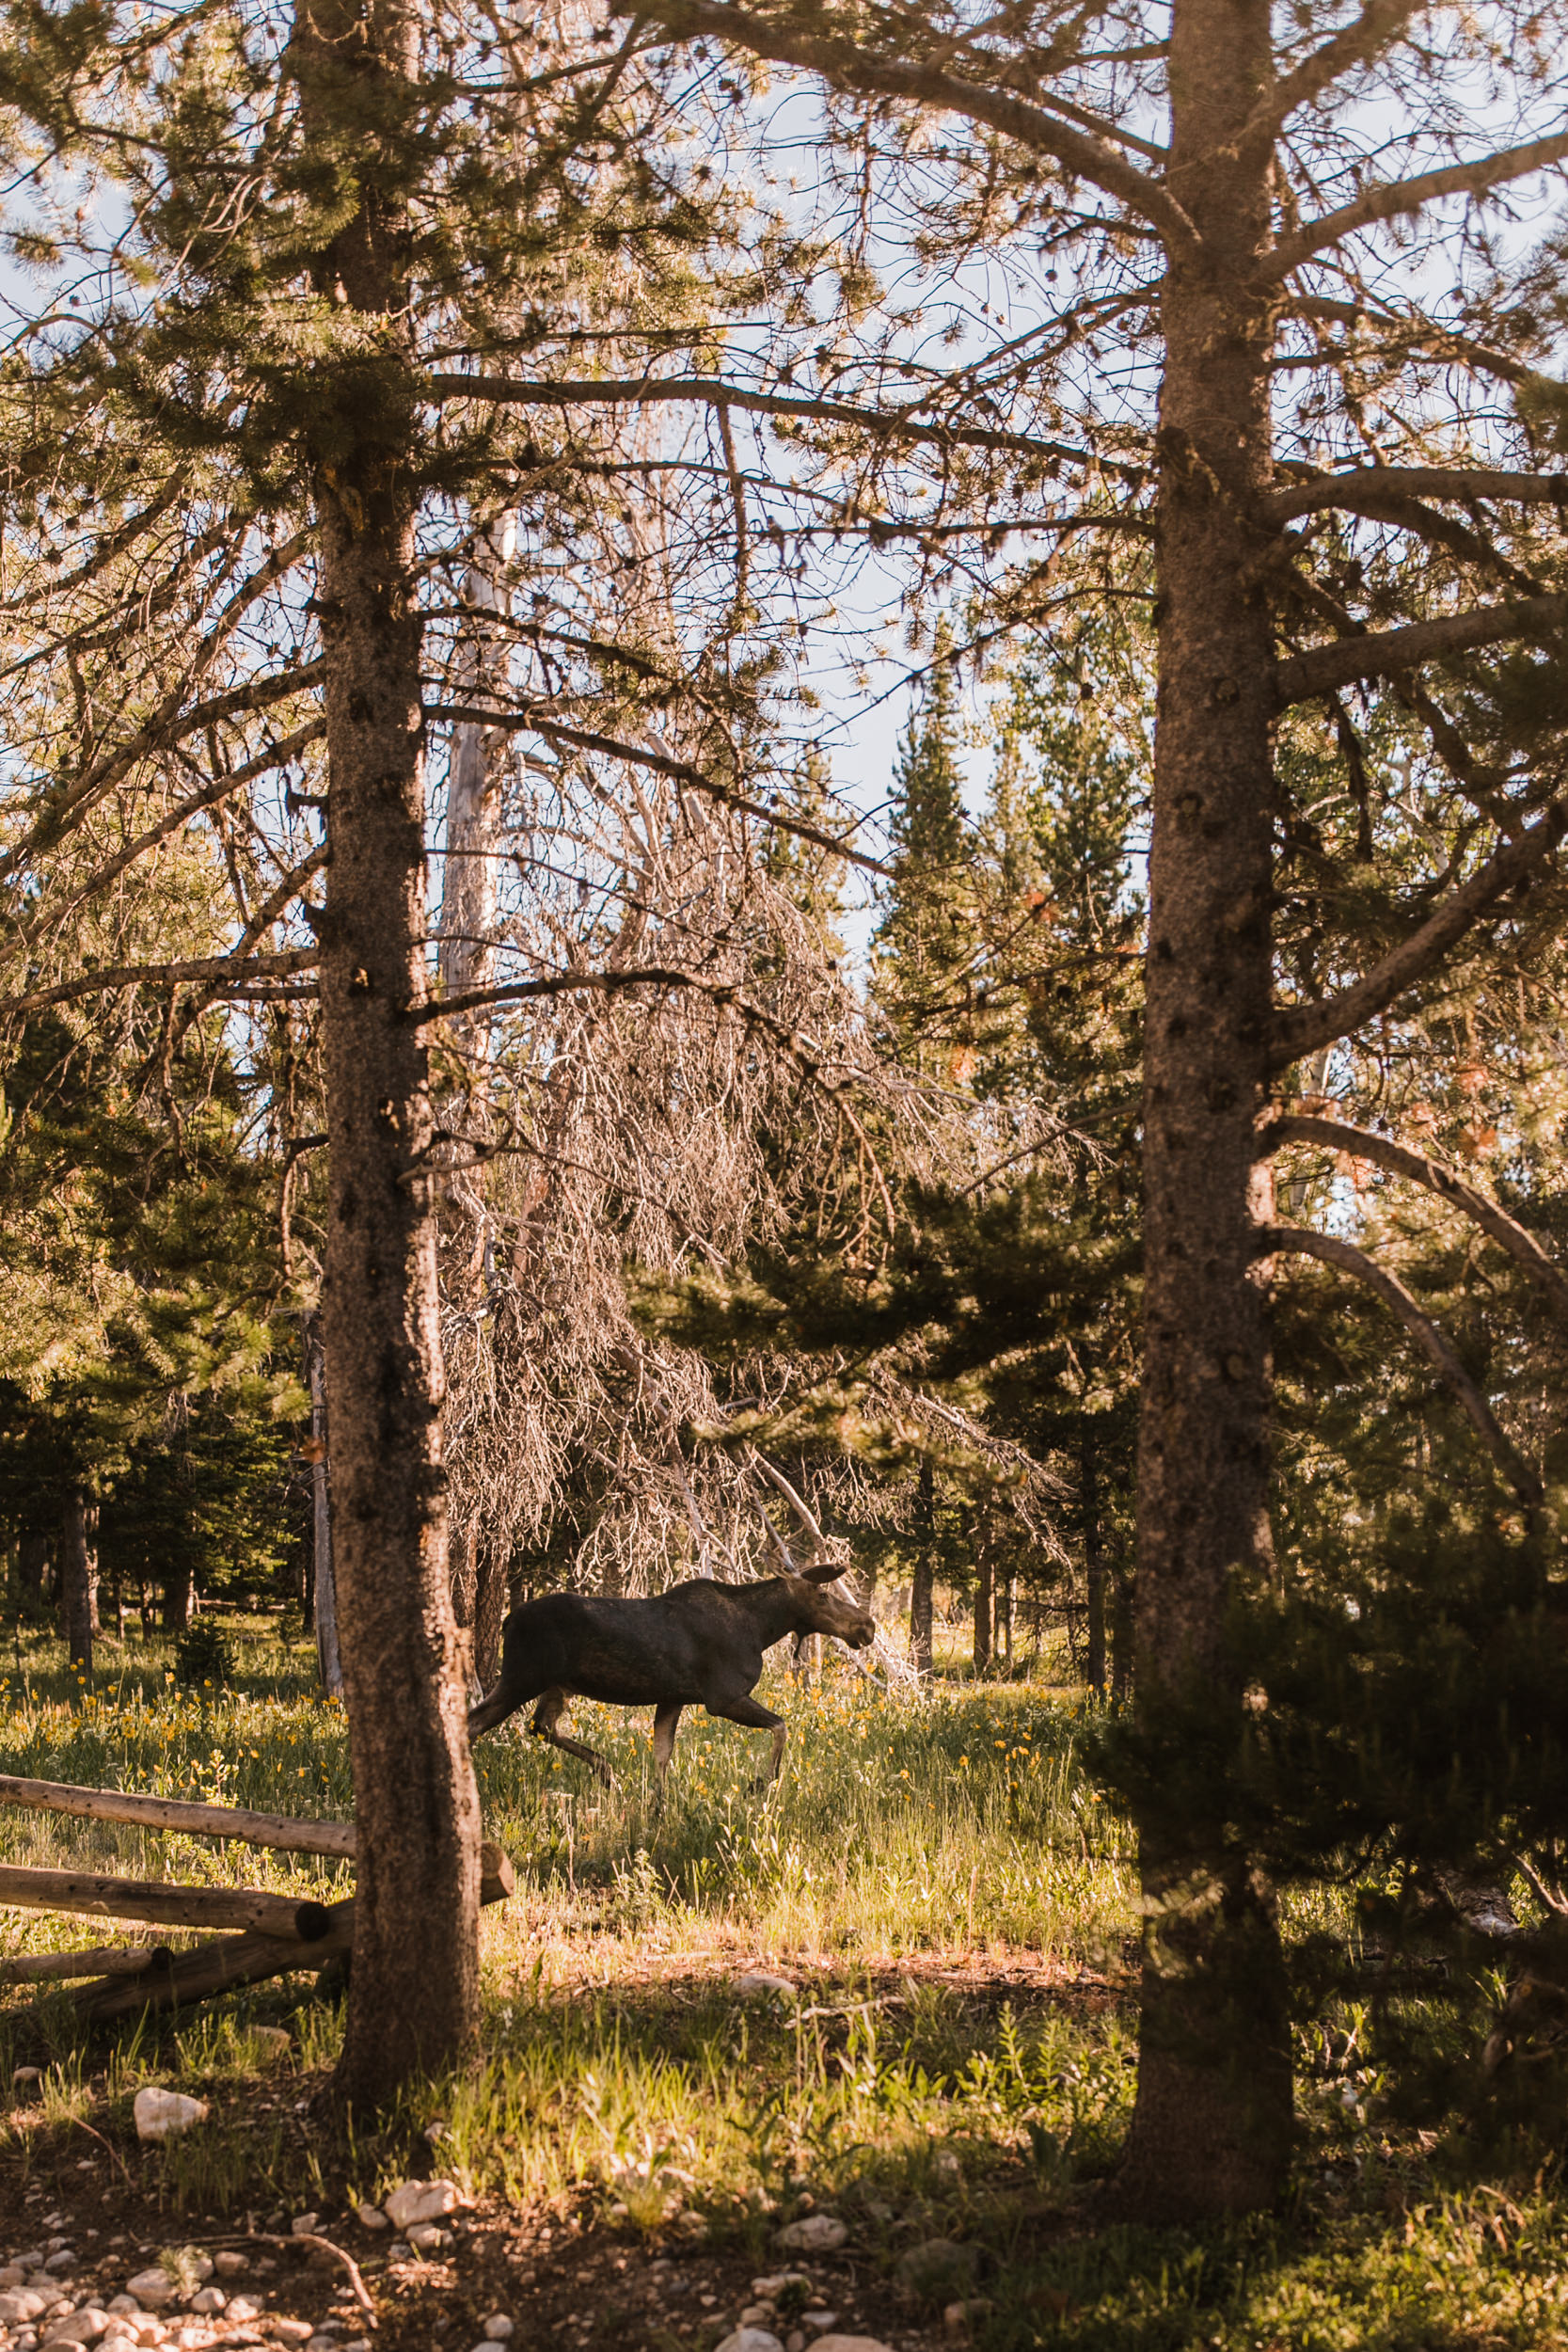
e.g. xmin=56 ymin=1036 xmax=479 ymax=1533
xmin=531 ymin=1688 xmax=614 ymax=1787
xmin=652 ymin=1701 xmax=684 ymax=1780
xmin=705 ymin=1694 xmax=787 ymax=1790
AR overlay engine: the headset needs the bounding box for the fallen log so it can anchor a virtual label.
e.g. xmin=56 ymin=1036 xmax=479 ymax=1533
xmin=0 ymin=1864 xmax=335 ymax=1942
xmin=72 ymin=1901 xmax=356 ymax=2024
xmin=0 ymin=1773 xmax=356 ymax=1859
xmin=71 ymin=1855 xmax=514 ymax=2025
xmin=0 ymin=1943 xmax=174 ymax=1983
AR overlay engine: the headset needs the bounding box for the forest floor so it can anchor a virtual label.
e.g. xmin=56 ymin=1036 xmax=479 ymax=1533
xmin=1 ymin=1614 xmax=1565 ymax=2349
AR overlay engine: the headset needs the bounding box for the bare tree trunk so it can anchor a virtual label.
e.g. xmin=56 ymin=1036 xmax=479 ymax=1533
xmin=305 ymin=1316 xmax=343 ymax=1701
xmin=472 ymin=1545 xmax=507 ymax=1692
xmin=972 ymin=1540 xmax=992 ymax=1678
xmin=60 ymin=1492 xmax=93 ymax=1680
xmin=1116 ymin=0 xmax=1292 ymax=2217
xmin=910 ymin=1455 xmax=935 ymax=1674
xmin=18 ymin=1531 xmax=47 ymax=1607
xmin=163 ymin=1558 xmax=193 ymax=1634
xmin=297 ymin=0 xmax=481 ymax=2108
xmin=1083 ymin=1429 xmax=1106 ymax=1697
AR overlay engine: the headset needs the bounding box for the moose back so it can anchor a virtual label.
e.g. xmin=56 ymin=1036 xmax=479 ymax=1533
xmin=467 ymin=1565 xmax=876 ymax=1786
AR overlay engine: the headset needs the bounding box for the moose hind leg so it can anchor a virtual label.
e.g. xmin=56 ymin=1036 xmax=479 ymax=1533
xmin=706 ymin=1693 xmax=787 ymax=1791
xmin=531 ymin=1688 xmax=615 ymax=1787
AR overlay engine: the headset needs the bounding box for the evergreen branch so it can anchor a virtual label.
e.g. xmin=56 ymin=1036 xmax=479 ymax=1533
xmin=1263 ymin=467 xmax=1568 ymax=524
xmin=426 ymin=705 xmax=893 ymax=875
xmin=1269 ymin=128 xmax=1568 ymax=277
xmin=1260 ymin=1114 xmax=1568 ymax=1323
xmin=0 ymin=948 xmax=318 ymax=1021
xmin=612 ymin=0 xmax=1200 ymax=249
xmin=1259 ymin=1223 xmax=1543 ymax=1507
xmin=427 ymin=370 xmax=1140 ymax=472
xmin=1274 ymin=593 xmax=1568 ymax=704
xmin=1268 ymin=800 xmax=1568 ymax=1065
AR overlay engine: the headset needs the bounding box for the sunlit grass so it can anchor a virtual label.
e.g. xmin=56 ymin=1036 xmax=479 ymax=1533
xmin=2 ymin=1614 xmax=1566 ymax=2348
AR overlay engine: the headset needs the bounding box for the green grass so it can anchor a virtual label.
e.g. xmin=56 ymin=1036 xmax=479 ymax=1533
xmin=3 ymin=1612 xmax=1566 ymax=2350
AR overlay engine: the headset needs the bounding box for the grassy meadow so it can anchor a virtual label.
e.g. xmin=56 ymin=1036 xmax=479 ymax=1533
xmin=1 ymin=1613 xmax=1566 ymax=2350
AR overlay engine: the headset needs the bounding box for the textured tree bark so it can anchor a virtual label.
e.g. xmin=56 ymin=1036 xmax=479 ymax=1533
xmin=59 ymin=1493 xmax=93 ymax=1678
xmin=296 ymin=0 xmax=481 ymax=2107
xmin=305 ymin=1314 xmax=344 ymax=1700
xmin=1115 ymin=0 xmax=1293 ymax=2217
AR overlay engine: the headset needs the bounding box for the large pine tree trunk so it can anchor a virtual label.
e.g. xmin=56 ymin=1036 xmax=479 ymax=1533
xmin=297 ymin=0 xmax=481 ymax=2108
xmin=305 ymin=1316 xmax=343 ymax=1700
xmin=1116 ymin=0 xmax=1292 ymax=2217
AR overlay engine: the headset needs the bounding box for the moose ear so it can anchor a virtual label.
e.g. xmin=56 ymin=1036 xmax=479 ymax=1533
xmin=802 ymin=1559 xmax=844 ymax=1584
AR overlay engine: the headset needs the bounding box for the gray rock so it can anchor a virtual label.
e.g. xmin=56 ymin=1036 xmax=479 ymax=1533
xmin=894 ymin=2242 xmax=980 ymax=2301
xmin=775 ymin=2217 xmax=846 ymax=2255
xmin=714 ymin=2330 xmax=784 ymax=2352
xmin=133 ymin=2091 xmax=210 ymax=2144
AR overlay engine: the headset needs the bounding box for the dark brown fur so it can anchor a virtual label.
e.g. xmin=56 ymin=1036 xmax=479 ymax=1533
xmin=467 ymin=1565 xmax=875 ymax=1787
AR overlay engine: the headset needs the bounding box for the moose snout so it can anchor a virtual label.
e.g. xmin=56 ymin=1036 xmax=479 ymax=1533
xmin=847 ymin=1620 xmax=876 ymax=1649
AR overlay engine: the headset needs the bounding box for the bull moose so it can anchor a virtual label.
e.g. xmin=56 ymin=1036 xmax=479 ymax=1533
xmin=467 ymin=1563 xmax=877 ymax=1788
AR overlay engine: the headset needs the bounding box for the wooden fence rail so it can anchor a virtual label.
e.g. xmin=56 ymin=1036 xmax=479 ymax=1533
xmin=0 ymin=1772 xmax=516 ymax=2026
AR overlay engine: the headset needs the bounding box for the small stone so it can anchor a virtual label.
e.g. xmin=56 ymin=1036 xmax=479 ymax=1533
xmin=0 ymin=2267 xmax=28 ymax=2290
xmin=382 ymin=2184 xmax=459 ymax=2233
xmin=287 ymin=2221 xmax=318 ymax=2243
xmin=41 ymin=2260 xmax=77 ymax=2280
xmin=105 ymin=2303 xmax=140 ymax=2318
xmin=249 ymin=2030 xmax=292 ymax=2067
xmin=0 ymin=2298 xmax=48 ymax=2327
xmin=751 ymin=2280 xmax=809 ymax=2303
xmin=775 ymin=2219 xmax=846 ymax=2255
xmin=122 ymin=2285 xmax=175 ymax=2317
xmin=404 ymin=2227 xmax=447 ymax=2256
xmin=101 ymin=2334 xmax=140 ymax=2352
xmin=733 ymin=1974 xmax=795 ymax=1997
xmin=894 ymin=2242 xmax=980 ymax=2301
xmin=41 ymin=2309 xmax=108 ymax=2344
xmin=810 ymin=2340 xmax=895 ymax=2352
xmin=305 ymin=2336 xmax=338 ymax=2352
xmin=942 ymin=2302 xmax=992 ymax=2339
xmin=480 ymin=2322 xmax=512 ymax=2343
xmin=384 ymin=2248 xmax=412 ymax=2267
xmin=338 ymin=2342 xmax=371 ymax=2352
xmin=787 ymin=2335 xmax=804 ymax=2352
xmin=270 ymin=2324 xmax=312 ymax=2345
xmin=212 ymin=2259 xmax=247 ymax=2281
xmin=803 ymin=2317 xmax=838 ymax=2336
xmin=187 ymin=2296 xmax=224 ymax=2318
xmin=12 ymin=2067 xmax=42 ymax=2089
xmin=131 ymin=2326 xmax=166 ymax=2346
xmin=351 ymin=2213 xmax=385 ymax=2235
xmin=740 ymin=2309 xmax=774 ymax=2328
xmin=223 ymin=2305 xmax=258 ymax=2326
xmin=714 ymin=2331 xmax=784 ymax=2352
xmin=132 ymin=2092 xmax=209 ymax=2146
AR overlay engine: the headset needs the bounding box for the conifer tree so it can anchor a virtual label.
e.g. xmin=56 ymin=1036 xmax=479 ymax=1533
xmin=874 ymin=627 xmax=978 ymax=1081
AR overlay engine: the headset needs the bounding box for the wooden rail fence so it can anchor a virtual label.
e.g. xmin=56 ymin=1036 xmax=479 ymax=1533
xmin=0 ymin=1773 xmax=514 ymax=2024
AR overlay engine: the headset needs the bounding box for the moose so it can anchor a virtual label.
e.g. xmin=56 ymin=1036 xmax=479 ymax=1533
xmin=467 ymin=1562 xmax=877 ymax=1788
